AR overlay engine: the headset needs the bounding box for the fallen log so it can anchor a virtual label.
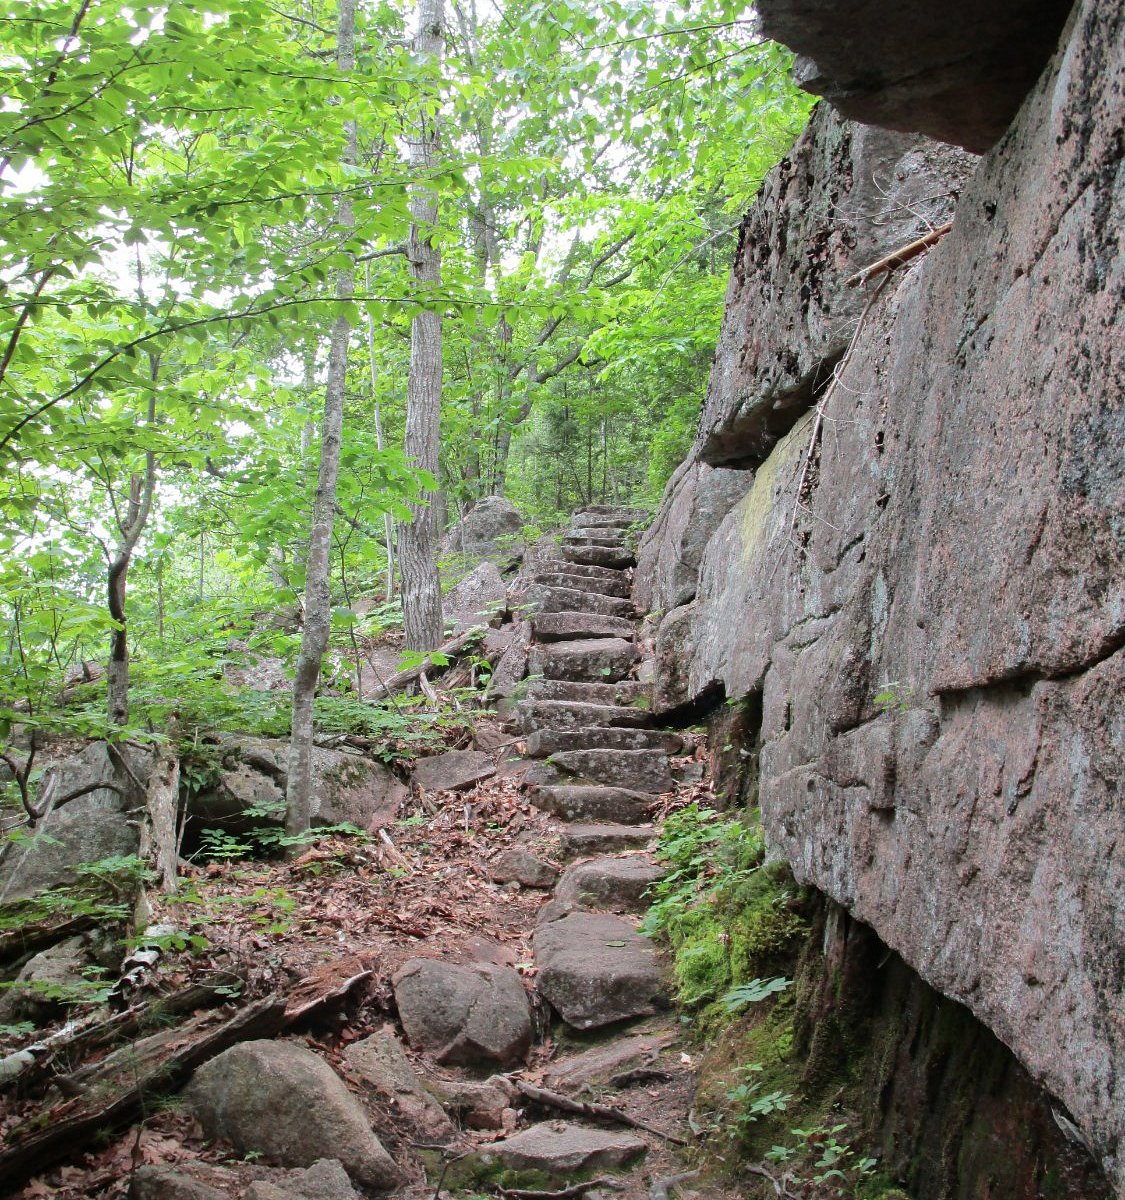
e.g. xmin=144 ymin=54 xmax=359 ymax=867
xmin=0 ymin=971 xmax=243 ymax=1095
xmin=0 ymin=994 xmax=287 ymax=1191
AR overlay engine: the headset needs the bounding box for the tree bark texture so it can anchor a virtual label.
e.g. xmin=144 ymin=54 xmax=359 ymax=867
xmin=285 ymin=0 xmax=356 ymax=837
xmin=399 ymin=0 xmax=446 ymax=652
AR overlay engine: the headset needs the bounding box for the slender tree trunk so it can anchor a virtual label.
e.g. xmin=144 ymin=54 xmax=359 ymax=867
xmin=364 ymin=263 xmax=396 ymax=600
xmin=106 ymin=357 xmax=158 ymax=728
xmin=399 ymin=0 xmax=446 ymax=652
xmin=285 ymin=0 xmax=357 ymax=838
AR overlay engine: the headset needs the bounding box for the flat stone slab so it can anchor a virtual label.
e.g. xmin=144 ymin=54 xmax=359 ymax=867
xmin=518 ymin=700 xmax=650 ymax=733
xmin=485 ymin=1121 xmax=647 ymax=1175
xmin=543 ymin=1028 xmax=678 ymax=1094
xmin=560 ymin=544 xmax=636 ymax=569
xmin=531 ymin=612 xmax=635 ymax=642
xmin=525 ymin=679 xmax=651 ymax=707
xmin=412 ymin=750 xmax=496 ymax=792
xmin=526 ymin=727 xmax=686 ymax=758
xmin=533 ymin=785 xmax=653 ymax=823
xmin=535 ymin=557 xmax=627 ymax=580
xmin=533 ymin=913 xmax=666 ymax=1030
xmin=560 ymin=534 xmax=628 ymax=549
xmin=554 ymin=855 xmax=666 ymax=914
xmin=549 ymin=749 xmax=674 ymax=794
xmin=530 ymin=639 xmax=638 ymax=683
xmin=392 ymin=959 xmax=531 ymax=1066
xmin=557 ymin=824 xmax=657 ymax=858
xmin=524 ymin=584 xmax=634 ymax=620
xmin=532 ymin=570 xmax=632 ymax=598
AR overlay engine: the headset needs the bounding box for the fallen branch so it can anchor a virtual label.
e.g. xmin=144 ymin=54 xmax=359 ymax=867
xmin=513 ymin=1080 xmax=687 ymax=1145
xmin=844 ymin=220 xmax=953 ymax=289
xmin=500 ymin=1178 xmax=627 ymax=1199
xmin=0 ymin=994 xmax=287 ymax=1192
xmin=366 ymin=629 xmax=481 ymax=698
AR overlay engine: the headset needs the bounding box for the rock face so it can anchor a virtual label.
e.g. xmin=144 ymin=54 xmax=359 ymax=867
xmin=186 ymin=1040 xmax=402 ymax=1190
xmin=638 ymin=1 xmax=1123 ymax=1187
xmin=392 ymin=959 xmax=532 ymax=1066
xmin=757 ymin=0 xmax=1074 ymax=153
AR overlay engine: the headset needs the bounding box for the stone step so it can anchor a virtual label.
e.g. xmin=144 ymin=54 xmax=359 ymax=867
xmin=517 ymin=700 xmax=651 ymax=733
xmin=552 ymin=854 xmax=665 ymax=916
xmin=529 ymin=638 xmax=638 ymax=683
xmin=524 ymin=583 xmax=634 ymax=620
xmin=573 ymin=506 xmax=647 ymax=522
xmin=549 ymin=748 xmax=673 ymax=794
xmin=525 ymin=679 xmax=651 ymax=707
xmin=529 ymin=612 xmax=635 ymax=643
xmin=532 ymin=784 xmax=653 ymax=823
xmin=533 ymin=912 xmax=666 ymax=1030
xmin=535 ymin=557 xmax=627 ymax=581
xmin=543 ymin=1029 xmax=677 ymax=1094
xmin=566 ymin=529 xmax=631 ymax=544
xmin=532 ymin=570 xmax=631 ymax=598
xmin=526 ymin=726 xmax=687 ymax=758
xmin=484 ymin=1122 xmax=646 ymax=1177
xmin=557 ymin=823 xmax=657 ymax=859
xmin=560 ymin=544 xmax=636 ymax=570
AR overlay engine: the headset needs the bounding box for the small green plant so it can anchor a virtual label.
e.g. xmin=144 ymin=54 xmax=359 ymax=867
xmin=724 ymin=1063 xmax=793 ymax=1138
xmin=721 ymin=976 xmax=792 ymax=1013
xmin=873 ymin=681 xmax=913 ymax=713
xmin=766 ymin=1124 xmax=878 ymax=1190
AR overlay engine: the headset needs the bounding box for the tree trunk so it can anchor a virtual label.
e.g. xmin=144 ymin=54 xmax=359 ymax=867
xmin=106 ymin=357 xmax=158 ymax=728
xmin=399 ymin=0 xmax=446 ymax=653
xmin=285 ymin=0 xmax=356 ymax=838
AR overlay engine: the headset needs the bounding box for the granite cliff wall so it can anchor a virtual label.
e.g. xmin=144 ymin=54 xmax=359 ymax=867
xmin=636 ymin=0 xmax=1122 ymax=1189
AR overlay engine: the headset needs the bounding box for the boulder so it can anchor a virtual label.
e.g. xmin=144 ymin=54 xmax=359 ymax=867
xmin=487 ymin=620 xmax=531 ymax=700
xmin=1 ymin=791 xmax=137 ymax=904
xmin=0 ymin=937 xmax=93 ymax=1022
xmin=190 ymin=737 xmax=406 ymax=833
xmin=483 ymin=1121 xmax=646 ymax=1175
xmin=488 ymin=848 xmax=559 ymax=889
xmin=392 ymin=959 xmax=532 ymax=1066
xmin=425 ymin=1075 xmax=515 ymax=1130
xmin=185 ymin=1040 xmax=402 ymax=1191
xmin=441 ymin=496 xmax=524 ymax=564
xmin=344 ymin=1028 xmax=455 ymax=1142
xmin=443 ymin=561 xmax=508 ymax=634
xmin=411 ymin=750 xmax=496 ymax=793
xmin=243 ymin=1163 xmax=360 ymax=1200
xmin=533 ymin=913 xmax=666 ymax=1029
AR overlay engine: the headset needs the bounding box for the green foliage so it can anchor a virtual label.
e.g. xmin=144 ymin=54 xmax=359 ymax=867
xmin=0 ymin=854 xmax=150 ymax=932
xmin=643 ymin=805 xmax=807 ymax=1018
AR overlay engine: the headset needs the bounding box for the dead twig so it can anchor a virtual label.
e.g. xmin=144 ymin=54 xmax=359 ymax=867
xmin=844 ymin=220 xmax=952 ymax=289
xmin=513 ymin=1080 xmax=687 ymax=1145
xmin=500 ymin=1179 xmax=628 ymax=1199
